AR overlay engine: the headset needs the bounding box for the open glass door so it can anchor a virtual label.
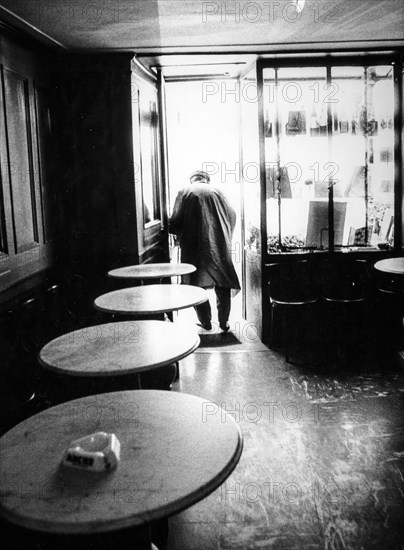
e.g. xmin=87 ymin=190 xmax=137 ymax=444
xmin=240 ymin=62 xmax=263 ymax=337
xmin=131 ymin=58 xmax=169 ymax=264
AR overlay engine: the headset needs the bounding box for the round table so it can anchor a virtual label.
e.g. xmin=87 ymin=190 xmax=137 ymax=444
xmin=94 ymin=284 xmax=208 ymax=316
xmin=0 ymin=390 xmax=243 ymax=541
xmin=374 ymin=257 xmax=404 ymax=275
xmin=39 ymin=320 xmax=200 ymax=378
xmin=108 ymin=263 xmax=196 ymax=282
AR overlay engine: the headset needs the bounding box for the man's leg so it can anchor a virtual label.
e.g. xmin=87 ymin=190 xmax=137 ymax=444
xmin=215 ymin=286 xmax=231 ymax=330
xmin=195 ymin=298 xmax=212 ymax=330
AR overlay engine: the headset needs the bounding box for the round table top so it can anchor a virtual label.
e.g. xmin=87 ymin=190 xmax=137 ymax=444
xmin=0 ymin=390 xmax=243 ymax=534
xmin=108 ymin=263 xmax=196 ymax=280
xmin=39 ymin=321 xmax=200 ymax=377
xmin=94 ymin=284 xmax=208 ymax=315
xmin=374 ymin=257 xmax=404 ymax=275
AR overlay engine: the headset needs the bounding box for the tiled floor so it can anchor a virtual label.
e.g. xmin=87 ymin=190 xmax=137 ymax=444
xmin=165 ymin=307 xmax=404 ymax=549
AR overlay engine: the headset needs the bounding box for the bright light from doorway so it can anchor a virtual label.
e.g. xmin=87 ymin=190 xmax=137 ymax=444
xmin=293 ymin=0 xmax=306 ymax=13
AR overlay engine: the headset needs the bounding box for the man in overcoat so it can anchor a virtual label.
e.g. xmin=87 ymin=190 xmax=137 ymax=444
xmin=169 ymin=170 xmax=240 ymax=331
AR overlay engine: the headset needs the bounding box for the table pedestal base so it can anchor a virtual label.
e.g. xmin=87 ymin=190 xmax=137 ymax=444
xmin=1 ymin=520 xmax=157 ymax=550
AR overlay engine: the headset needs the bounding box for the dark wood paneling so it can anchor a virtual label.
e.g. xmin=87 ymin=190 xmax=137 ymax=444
xmin=58 ymin=54 xmax=140 ymax=284
xmin=0 ymin=31 xmax=56 ymax=293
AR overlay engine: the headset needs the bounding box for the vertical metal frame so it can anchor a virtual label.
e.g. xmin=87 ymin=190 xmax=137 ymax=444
xmin=257 ymin=59 xmax=267 ymax=268
xmin=393 ymin=58 xmax=403 ymax=251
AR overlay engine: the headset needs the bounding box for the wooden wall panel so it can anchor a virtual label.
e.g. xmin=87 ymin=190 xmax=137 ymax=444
xmin=0 ymin=30 xmax=56 ymax=295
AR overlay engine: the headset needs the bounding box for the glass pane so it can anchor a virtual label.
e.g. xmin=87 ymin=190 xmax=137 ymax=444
xmin=331 ymin=65 xmax=394 ymax=248
xmin=139 ymin=88 xmax=161 ymax=226
xmin=139 ymin=99 xmax=155 ymax=224
xmin=265 ymin=62 xmax=395 ymax=254
xmin=265 ymin=67 xmax=328 ymax=252
xmin=331 ymin=66 xmax=367 ymax=247
xmin=4 ymin=70 xmax=37 ymax=251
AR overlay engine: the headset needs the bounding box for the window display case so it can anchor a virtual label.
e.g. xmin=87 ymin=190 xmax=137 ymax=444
xmin=259 ymin=58 xmax=399 ymax=257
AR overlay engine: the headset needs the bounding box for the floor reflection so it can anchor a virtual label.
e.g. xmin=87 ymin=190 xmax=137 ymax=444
xmin=169 ymin=339 xmax=404 ymax=549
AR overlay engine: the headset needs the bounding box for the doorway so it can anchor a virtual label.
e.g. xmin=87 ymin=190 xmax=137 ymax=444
xmin=164 ymin=78 xmax=243 ymax=325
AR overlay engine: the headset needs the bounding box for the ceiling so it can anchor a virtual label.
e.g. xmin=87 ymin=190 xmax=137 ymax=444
xmin=1 ymin=0 xmax=403 ymax=76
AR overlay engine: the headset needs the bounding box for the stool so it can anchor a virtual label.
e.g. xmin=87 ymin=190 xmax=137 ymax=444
xmin=267 ymin=261 xmax=319 ymax=363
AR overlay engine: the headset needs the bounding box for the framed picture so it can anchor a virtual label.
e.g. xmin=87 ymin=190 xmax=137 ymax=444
xmin=306 ymin=200 xmax=347 ymax=249
xmin=353 ymin=226 xmax=371 ymax=246
xmin=285 ymin=111 xmax=306 ymax=135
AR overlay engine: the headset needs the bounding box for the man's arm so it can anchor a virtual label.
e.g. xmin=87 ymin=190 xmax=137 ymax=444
xmin=169 ymin=189 xmax=185 ymax=237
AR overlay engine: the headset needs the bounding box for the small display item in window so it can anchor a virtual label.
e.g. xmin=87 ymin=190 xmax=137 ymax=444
xmin=367 ymin=119 xmax=378 ymax=136
xmin=319 ymin=107 xmax=327 ymax=136
xmin=266 ymin=165 xmax=292 ymax=199
xmin=380 ymin=147 xmax=393 ymax=164
xmin=369 ymin=139 xmax=374 ymax=163
xmin=359 ymin=106 xmax=378 ymax=136
xmin=379 ymin=209 xmax=394 ymax=242
xmin=264 ymin=110 xmax=273 ymax=138
xmin=380 ymin=180 xmax=394 ymax=193
xmin=353 ymin=226 xmax=372 ymax=246
xmin=333 ymin=111 xmax=339 ymax=132
xmin=380 ymin=117 xmax=393 ymax=130
xmin=359 ymin=105 xmax=367 ymax=134
xmin=306 ymin=200 xmax=347 ymax=249
xmin=286 ymin=111 xmax=306 ymax=135
xmin=310 ymin=106 xmax=320 ymax=136
xmin=345 ymin=166 xmax=366 ymax=197
xmin=278 ymin=167 xmax=292 ymax=198
xmin=339 ymin=119 xmax=350 ymax=134
xmin=266 ymin=165 xmax=276 ymax=198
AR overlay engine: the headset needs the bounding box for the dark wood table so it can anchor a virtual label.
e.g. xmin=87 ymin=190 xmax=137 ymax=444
xmin=107 ymin=263 xmax=196 ymax=283
xmin=0 ymin=390 xmax=243 ymax=548
xmin=374 ymin=257 xmax=404 ymax=352
xmin=93 ymin=284 xmax=208 ymax=317
xmin=38 ymin=320 xmax=200 ymax=390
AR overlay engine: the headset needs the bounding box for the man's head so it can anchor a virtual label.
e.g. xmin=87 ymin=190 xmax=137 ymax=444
xmin=189 ymin=170 xmax=210 ymax=184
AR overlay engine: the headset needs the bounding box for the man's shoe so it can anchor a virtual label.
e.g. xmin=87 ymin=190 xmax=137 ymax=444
xmin=197 ymin=321 xmax=212 ymax=331
xmin=219 ymin=322 xmax=230 ymax=332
